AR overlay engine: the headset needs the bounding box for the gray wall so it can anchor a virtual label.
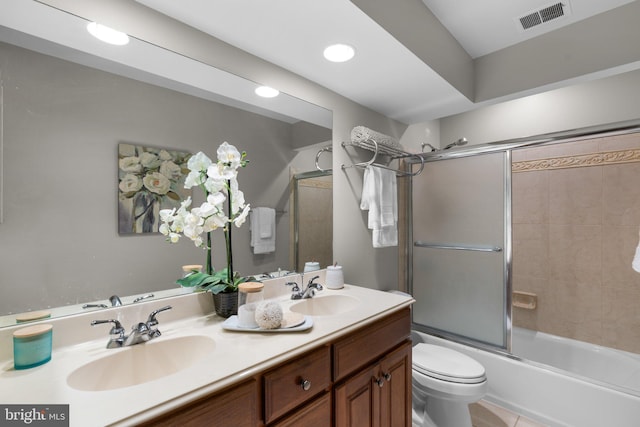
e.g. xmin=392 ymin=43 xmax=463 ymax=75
xmin=0 ymin=42 xmax=302 ymax=314
xmin=440 ymin=68 xmax=640 ymax=145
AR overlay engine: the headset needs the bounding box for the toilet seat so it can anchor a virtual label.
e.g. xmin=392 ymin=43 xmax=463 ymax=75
xmin=413 ymin=343 xmax=486 ymax=384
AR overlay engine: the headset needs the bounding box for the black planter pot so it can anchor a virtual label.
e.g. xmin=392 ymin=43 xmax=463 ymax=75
xmin=212 ymin=291 xmax=238 ymax=318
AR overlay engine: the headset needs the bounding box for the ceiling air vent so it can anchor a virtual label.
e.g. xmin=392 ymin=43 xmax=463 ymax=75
xmin=517 ymin=2 xmax=569 ymax=31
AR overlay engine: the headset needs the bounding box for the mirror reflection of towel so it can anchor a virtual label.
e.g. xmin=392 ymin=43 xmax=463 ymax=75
xmin=251 ymin=207 xmax=275 ymax=254
xmin=360 ymin=166 xmax=397 ymax=248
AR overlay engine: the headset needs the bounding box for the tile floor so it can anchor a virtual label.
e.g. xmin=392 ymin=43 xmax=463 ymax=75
xmin=470 ymin=400 xmax=548 ymax=427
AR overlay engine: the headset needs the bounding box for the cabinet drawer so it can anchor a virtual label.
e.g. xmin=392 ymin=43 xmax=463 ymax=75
xmin=333 ymin=307 xmax=411 ymax=382
xmin=264 ymin=345 xmax=331 ymax=423
xmin=270 ymin=392 xmax=331 ymax=427
xmin=138 ymin=379 xmax=258 ymax=427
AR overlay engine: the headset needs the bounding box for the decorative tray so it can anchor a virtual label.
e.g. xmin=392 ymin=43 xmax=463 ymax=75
xmin=222 ymin=314 xmax=313 ymax=332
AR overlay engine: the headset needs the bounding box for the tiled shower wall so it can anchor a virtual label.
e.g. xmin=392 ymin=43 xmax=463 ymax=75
xmin=512 ymin=131 xmax=640 ymax=354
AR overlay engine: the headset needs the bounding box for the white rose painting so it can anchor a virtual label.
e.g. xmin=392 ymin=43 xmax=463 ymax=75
xmin=118 ymin=143 xmax=192 ymax=234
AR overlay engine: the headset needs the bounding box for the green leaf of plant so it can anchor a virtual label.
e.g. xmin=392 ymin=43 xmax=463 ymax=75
xmin=205 ymin=283 xmax=230 ymax=294
xmin=176 ymin=272 xmax=219 ymax=287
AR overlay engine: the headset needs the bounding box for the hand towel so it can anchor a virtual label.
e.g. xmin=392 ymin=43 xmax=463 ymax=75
xmin=360 ymin=165 xmax=397 ymax=248
xmin=259 ymin=208 xmax=273 ymax=238
xmin=250 ymin=207 xmax=276 ymax=254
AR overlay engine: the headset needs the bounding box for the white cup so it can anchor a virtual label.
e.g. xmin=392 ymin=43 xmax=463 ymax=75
xmin=304 ymin=261 xmax=320 ymax=273
xmin=325 ymin=265 xmax=344 ymax=289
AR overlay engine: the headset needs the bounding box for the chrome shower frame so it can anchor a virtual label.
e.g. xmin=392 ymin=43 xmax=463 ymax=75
xmin=405 ymin=118 xmax=640 ymax=355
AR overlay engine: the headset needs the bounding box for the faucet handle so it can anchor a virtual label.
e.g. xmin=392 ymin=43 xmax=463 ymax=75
xmin=83 ymin=303 xmax=108 ymax=309
xmin=285 ymin=281 xmax=300 ymax=293
xmin=307 ymin=275 xmax=320 ymax=285
xmin=133 ymin=293 xmax=155 ymax=303
xmin=146 ymin=305 xmax=172 ymax=327
xmin=91 ymin=319 xmax=126 ymax=347
xmin=91 ymin=319 xmax=124 ymax=334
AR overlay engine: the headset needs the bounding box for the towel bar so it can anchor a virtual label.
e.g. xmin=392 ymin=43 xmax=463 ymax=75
xmin=341 ymin=139 xmax=424 ymax=177
xmin=414 ymin=241 xmax=503 ymax=253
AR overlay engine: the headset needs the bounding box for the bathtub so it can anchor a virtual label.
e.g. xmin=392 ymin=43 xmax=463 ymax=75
xmin=512 ymin=327 xmax=640 ymax=396
xmin=412 ymin=330 xmax=640 ymax=427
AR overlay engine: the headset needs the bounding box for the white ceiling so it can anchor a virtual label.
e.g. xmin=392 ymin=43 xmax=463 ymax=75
xmin=135 ymin=0 xmax=639 ymax=124
xmin=422 ymin=0 xmax=635 ymax=58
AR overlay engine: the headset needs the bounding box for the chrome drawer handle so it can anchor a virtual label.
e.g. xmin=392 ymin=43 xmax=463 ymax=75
xmin=374 ymin=372 xmax=391 ymax=387
xmin=300 ymin=379 xmax=311 ymax=391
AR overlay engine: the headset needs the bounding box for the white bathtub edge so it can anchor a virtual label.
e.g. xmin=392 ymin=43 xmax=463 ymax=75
xmin=413 ymin=331 xmax=640 ymax=427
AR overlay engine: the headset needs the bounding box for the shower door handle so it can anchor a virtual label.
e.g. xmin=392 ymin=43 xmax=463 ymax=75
xmin=414 ymin=241 xmax=502 ymax=253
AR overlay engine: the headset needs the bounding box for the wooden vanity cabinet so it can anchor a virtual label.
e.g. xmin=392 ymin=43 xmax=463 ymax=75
xmin=138 ymin=307 xmax=411 ymax=427
xmin=334 ymin=342 xmax=411 ymax=427
xmin=333 ymin=307 xmax=412 ymax=427
xmin=264 ymin=306 xmax=411 ymax=426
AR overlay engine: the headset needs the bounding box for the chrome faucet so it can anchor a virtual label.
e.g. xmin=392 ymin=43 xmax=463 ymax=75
xmin=82 ymin=294 xmax=124 ymax=310
xmin=286 ymin=275 xmax=323 ymax=299
xmin=109 ymin=295 xmax=123 ymax=307
xmin=90 ymin=319 xmax=126 ymax=348
xmin=91 ymin=305 xmax=172 ymax=348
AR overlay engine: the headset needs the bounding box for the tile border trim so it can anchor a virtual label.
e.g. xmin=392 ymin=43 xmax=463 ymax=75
xmin=512 ymin=148 xmax=640 ymax=173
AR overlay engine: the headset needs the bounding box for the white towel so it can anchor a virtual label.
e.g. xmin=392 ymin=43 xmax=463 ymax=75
xmin=250 ymin=207 xmax=276 ymax=254
xmin=360 ymin=165 xmax=397 ymax=248
xmin=633 ymin=245 xmax=640 ymax=273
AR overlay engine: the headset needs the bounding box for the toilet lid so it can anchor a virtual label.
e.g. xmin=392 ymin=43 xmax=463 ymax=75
xmin=413 ymin=343 xmax=486 ymax=384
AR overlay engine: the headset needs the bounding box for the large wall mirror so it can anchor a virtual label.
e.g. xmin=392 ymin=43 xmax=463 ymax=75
xmin=0 ymin=2 xmax=332 ymax=326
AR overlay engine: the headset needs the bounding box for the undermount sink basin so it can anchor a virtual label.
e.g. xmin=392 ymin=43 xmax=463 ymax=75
xmin=67 ymin=335 xmax=215 ymax=391
xmin=289 ymin=294 xmax=360 ymax=316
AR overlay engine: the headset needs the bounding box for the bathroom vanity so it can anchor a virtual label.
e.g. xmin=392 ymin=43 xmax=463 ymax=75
xmin=0 ymin=284 xmax=413 ymax=426
xmin=140 ymin=307 xmax=411 ymax=426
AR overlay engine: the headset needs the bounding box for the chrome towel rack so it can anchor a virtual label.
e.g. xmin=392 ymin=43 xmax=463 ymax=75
xmin=341 ymin=139 xmax=424 ymax=177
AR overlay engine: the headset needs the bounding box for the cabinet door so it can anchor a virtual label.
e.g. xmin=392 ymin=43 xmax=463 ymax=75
xmin=378 ymin=341 xmax=412 ymax=427
xmin=335 ymin=364 xmax=379 ymax=427
xmin=335 ymin=341 xmax=412 ymax=427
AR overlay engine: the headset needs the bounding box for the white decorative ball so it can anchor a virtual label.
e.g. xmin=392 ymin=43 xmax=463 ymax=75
xmin=255 ymin=301 xmax=283 ymax=329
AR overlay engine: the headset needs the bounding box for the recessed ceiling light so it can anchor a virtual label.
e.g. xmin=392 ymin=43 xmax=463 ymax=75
xmin=255 ymin=86 xmax=280 ymax=98
xmin=87 ymin=22 xmax=130 ymax=46
xmin=323 ymin=44 xmax=355 ymax=63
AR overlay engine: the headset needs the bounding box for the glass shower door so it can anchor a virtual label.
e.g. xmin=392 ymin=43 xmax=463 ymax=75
xmin=411 ymin=151 xmax=510 ymax=349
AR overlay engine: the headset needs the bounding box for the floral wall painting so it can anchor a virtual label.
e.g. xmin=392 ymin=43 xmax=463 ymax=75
xmin=118 ymin=143 xmax=192 ymax=234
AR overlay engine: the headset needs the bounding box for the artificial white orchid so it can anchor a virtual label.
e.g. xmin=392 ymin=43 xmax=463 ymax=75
xmin=159 ymin=142 xmax=250 ymax=294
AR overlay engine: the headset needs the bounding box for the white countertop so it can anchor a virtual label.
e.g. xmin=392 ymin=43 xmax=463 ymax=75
xmin=0 ymin=284 xmax=413 ymax=427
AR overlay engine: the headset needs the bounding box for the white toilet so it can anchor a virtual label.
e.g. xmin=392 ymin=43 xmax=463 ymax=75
xmin=412 ymin=343 xmax=487 ymax=427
